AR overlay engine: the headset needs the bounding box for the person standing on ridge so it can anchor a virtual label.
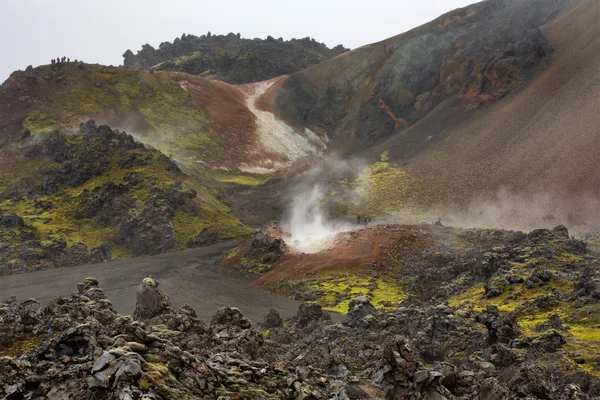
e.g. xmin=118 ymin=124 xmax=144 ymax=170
xmin=357 ymin=215 xmax=361 ymax=225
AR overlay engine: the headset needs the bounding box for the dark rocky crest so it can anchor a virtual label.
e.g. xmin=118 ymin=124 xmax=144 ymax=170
xmin=123 ymin=33 xmax=348 ymax=84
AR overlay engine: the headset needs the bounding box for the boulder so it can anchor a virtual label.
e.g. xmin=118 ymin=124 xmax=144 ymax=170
xmin=262 ymin=308 xmax=283 ymax=329
xmin=344 ymin=295 xmax=378 ymax=328
xmin=0 ymin=213 xmax=24 ymax=228
xmin=373 ymin=335 xmax=416 ymax=399
xmin=133 ymin=276 xmax=173 ymax=320
xmin=77 ymin=277 xmax=107 ymax=301
xmin=294 ymin=302 xmax=331 ymax=328
xmin=211 ymin=306 xmax=251 ymax=330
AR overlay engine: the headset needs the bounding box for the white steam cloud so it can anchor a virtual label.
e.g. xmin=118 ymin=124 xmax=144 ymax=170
xmin=282 ymin=184 xmax=353 ymax=253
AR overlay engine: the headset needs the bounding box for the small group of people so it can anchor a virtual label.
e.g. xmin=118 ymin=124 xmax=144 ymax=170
xmin=50 ymin=56 xmax=70 ymax=64
xmin=356 ymin=215 xmax=372 ymax=225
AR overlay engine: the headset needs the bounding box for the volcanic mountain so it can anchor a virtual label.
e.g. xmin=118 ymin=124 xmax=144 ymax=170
xmin=268 ymin=0 xmax=600 ymax=220
xmin=0 ymin=0 xmax=598 ymax=272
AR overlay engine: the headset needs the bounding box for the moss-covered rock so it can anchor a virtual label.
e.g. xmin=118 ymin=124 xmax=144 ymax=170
xmin=0 ymin=121 xmax=249 ymax=274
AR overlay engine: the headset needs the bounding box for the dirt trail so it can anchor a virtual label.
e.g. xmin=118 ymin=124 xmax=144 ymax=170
xmin=0 ymin=241 xmax=302 ymax=323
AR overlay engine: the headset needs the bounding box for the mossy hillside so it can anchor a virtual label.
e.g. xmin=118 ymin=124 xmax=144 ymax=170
xmin=0 ymin=126 xmax=250 ymax=273
xmin=8 ymin=65 xmax=286 ymax=192
xmin=51 ymin=67 xmax=144 ymax=114
xmin=171 ymin=205 xmax=250 ymax=250
xmin=278 ymin=272 xmax=407 ymax=314
xmin=23 ymin=65 xmax=219 ymax=159
xmin=21 ymin=110 xmax=59 ymax=134
xmin=446 ymin=249 xmax=600 ymax=375
xmin=327 ymin=152 xmax=418 ymax=218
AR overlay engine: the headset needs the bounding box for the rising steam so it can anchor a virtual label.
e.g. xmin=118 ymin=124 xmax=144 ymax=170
xmin=282 ymin=184 xmax=352 ymax=253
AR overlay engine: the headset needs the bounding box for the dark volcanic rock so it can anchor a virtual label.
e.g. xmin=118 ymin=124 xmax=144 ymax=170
xmin=133 ymin=275 xmax=173 ymax=320
xmin=344 ymin=295 xmax=378 ymax=328
xmin=0 ymin=213 xmax=24 ymax=228
xmin=123 ymin=33 xmax=348 ymax=84
xmin=274 ymin=0 xmax=573 ymax=152
xmin=211 ymin=306 xmax=251 ymax=330
xmin=1 ymin=273 xmax=599 ymax=399
xmin=262 ymin=308 xmax=283 ymax=329
xmin=294 ymin=302 xmax=331 ymax=328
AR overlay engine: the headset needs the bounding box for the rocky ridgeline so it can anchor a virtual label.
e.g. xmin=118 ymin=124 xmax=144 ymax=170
xmin=1 ymin=262 xmax=599 ymax=399
xmin=123 ymin=33 xmax=348 ymax=84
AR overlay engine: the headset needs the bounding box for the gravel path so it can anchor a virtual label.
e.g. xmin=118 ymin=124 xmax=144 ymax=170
xmin=0 ymin=241 xmax=302 ymax=323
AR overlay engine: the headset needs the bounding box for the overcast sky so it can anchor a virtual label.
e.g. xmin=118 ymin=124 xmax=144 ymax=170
xmin=1 ymin=0 xmax=477 ymax=83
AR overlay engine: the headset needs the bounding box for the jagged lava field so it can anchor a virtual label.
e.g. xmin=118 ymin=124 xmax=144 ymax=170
xmin=1 ymin=0 xmax=600 ymax=398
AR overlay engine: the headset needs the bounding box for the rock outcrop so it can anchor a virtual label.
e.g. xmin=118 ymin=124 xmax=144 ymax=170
xmin=123 ymin=33 xmax=348 ymax=84
xmin=133 ymin=276 xmax=173 ymax=320
xmin=1 ymin=272 xmax=599 ymax=399
xmin=0 ymin=120 xmax=248 ymax=275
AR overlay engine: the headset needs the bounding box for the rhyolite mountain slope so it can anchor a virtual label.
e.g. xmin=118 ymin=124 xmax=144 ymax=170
xmin=261 ymin=0 xmax=600 ymax=227
xmin=1 ymin=0 xmax=598 ymax=274
xmin=0 ymin=63 xmax=327 ymax=177
xmin=123 ymin=32 xmax=348 ymax=84
xmin=272 ymin=0 xmax=573 ymax=151
xmin=379 ymin=0 xmax=600 ymax=216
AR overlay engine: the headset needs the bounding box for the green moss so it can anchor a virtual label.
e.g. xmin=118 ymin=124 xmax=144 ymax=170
xmin=140 ymin=88 xmax=213 ymax=151
xmin=0 ymin=129 xmax=249 ymax=270
xmin=172 ymin=51 xmax=205 ymax=66
xmin=0 ymin=336 xmax=40 ymax=357
xmin=21 ymin=110 xmax=59 ymax=134
xmin=304 ymin=273 xmax=406 ymax=314
xmin=448 ymin=279 xmax=573 ymax=313
xmin=144 ymin=353 xmax=163 ymax=364
xmin=332 ymin=152 xmax=417 ymax=217
xmin=171 ymin=205 xmax=250 ymax=250
xmin=147 ymin=362 xmax=170 ymax=380
xmin=212 ymin=172 xmax=273 ymax=186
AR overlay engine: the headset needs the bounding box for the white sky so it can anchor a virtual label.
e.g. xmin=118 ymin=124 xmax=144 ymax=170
xmin=0 ymin=0 xmax=477 ymax=83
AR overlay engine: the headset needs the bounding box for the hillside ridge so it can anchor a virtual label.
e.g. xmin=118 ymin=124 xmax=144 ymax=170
xmin=123 ymin=32 xmax=348 ymax=84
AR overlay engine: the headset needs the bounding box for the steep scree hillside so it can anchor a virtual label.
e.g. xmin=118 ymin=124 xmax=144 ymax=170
xmin=123 ymin=32 xmax=348 ymax=84
xmin=370 ymin=0 xmax=600 ymax=216
xmin=272 ymin=0 xmax=573 ymax=152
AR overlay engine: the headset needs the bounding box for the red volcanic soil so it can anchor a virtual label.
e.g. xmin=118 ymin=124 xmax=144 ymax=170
xmin=184 ymin=78 xmax=258 ymax=152
xmin=253 ymin=224 xmax=432 ymax=286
